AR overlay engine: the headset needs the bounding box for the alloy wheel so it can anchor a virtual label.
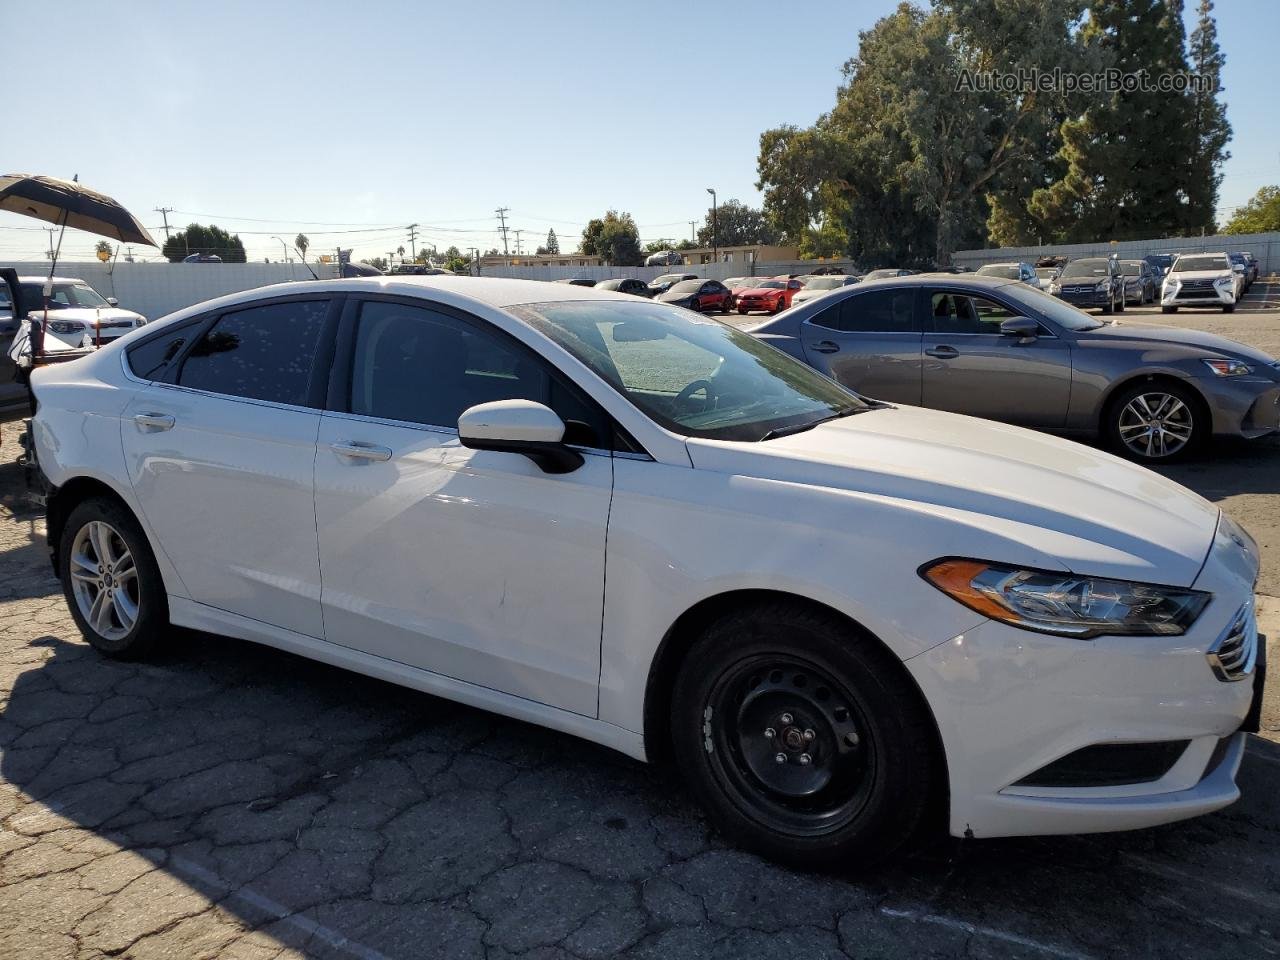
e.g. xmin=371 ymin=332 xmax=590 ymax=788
xmin=68 ymin=520 xmax=139 ymax=641
xmin=705 ymin=654 xmax=873 ymax=835
xmin=1117 ymin=392 xmax=1194 ymax=459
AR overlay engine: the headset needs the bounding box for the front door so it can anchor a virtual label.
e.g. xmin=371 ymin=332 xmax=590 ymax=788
xmin=920 ymin=288 xmax=1071 ymax=428
xmin=798 ymin=287 xmax=923 ymax=405
xmin=312 ymin=297 xmax=613 ymax=716
xmin=121 ymin=297 xmax=336 ymax=638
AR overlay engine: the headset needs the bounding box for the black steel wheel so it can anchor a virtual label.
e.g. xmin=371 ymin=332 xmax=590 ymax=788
xmin=671 ymin=602 xmax=938 ymax=868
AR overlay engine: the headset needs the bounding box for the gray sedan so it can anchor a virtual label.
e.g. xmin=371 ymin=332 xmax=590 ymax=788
xmin=750 ymin=275 xmax=1280 ymax=463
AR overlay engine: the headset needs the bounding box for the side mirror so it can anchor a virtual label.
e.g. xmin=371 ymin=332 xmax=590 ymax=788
xmin=106 ymin=297 xmax=119 ymax=306
xmin=1000 ymin=316 xmax=1040 ymax=340
xmin=458 ymin=400 xmax=583 ymax=474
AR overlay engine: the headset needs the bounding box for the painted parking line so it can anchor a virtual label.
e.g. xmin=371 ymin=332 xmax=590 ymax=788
xmin=878 ymin=906 xmax=1094 ymax=960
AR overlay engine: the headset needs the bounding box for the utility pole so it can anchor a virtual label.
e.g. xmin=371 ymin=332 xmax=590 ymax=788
xmin=44 ymin=227 xmax=56 ymax=259
xmin=514 ymin=229 xmax=523 ymax=257
xmin=706 ymin=188 xmax=717 ymax=265
xmin=495 ymin=207 xmax=510 ymax=256
xmin=689 ymin=221 xmax=697 ymax=243
xmin=407 ymin=223 xmax=419 ymax=261
xmin=153 ymin=207 xmax=174 ymax=242
xmin=470 ymin=247 xmax=480 ymax=276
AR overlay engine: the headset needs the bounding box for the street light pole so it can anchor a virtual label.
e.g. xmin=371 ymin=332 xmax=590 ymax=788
xmin=706 ymin=188 xmax=717 ymax=268
xmin=271 ymin=236 xmax=289 ymax=263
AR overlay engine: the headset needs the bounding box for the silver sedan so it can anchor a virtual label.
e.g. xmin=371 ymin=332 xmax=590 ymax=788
xmin=750 ymin=274 xmax=1280 ymax=463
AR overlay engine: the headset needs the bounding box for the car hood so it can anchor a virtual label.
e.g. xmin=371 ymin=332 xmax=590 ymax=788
xmin=685 ymin=404 xmax=1220 ymax=587
xmin=1167 ymin=269 xmax=1231 ymax=282
xmin=1073 ymin=321 xmax=1277 ymax=366
xmin=29 ymin=307 xmax=142 ymax=325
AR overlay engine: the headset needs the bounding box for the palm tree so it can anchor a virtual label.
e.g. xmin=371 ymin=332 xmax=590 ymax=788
xmin=295 ymin=234 xmax=309 ymax=258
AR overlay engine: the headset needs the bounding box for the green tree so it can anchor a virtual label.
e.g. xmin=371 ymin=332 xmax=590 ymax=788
xmin=1184 ymin=0 xmax=1231 ymax=232
xmin=162 ymin=223 xmax=247 ymax=263
xmin=580 ymin=211 xmax=642 ymax=265
xmin=696 ymin=199 xmax=780 ymax=247
xmin=1222 ymin=185 xmax=1280 ymax=234
xmin=545 ymin=228 xmax=560 ymax=255
xmin=361 ymin=256 xmax=388 ymax=271
xmin=295 ymin=234 xmax=310 ymax=258
xmin=1031 ymin=0 xmax=1207 ymax=241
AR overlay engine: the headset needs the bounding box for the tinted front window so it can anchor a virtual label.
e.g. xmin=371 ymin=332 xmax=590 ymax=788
xmin=929 ymin=293 xmax=1016 ymax=334
xmin=515 ymin=300 xmax=865 ymax=442
xmin=812 ymin=289 xmax=915 ymax=333
xmin=348 ymin=301 xmax=604 ymax=444
xmin=176 ymin=299 xmax=328 ymax=405
xmin=1060 ymin=260 xmax=1109 ymax=279
xmin=1004 ymin=284 xmax=1104 ymax=331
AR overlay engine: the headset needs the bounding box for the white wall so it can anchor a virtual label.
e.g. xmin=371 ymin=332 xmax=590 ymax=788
xmin=952 ymin=232 xmax=1280 ymax=275
xmin=1 ymin=261 xmax=336 ymax=321
xmin=4 ymin=258 xmax=852 ymax=319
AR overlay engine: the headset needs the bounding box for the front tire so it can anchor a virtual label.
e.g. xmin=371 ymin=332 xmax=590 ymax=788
xmin=671 ymin=602 xmax=937 ymax=869
xmin=1162 ymin=305 xmax=1177 ymax=314
xmin=60 ymin=497 xmax=169 ymax=660
xmin=1105 ymin=381 xmax=1205 ymax=463
xmin=1223 ymin=303 xmax=1235 ymax=313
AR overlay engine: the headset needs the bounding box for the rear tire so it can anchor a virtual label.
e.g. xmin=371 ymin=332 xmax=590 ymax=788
xmin=59 ymin=497 xmax=169 ymax=660
xmin=671 ymin=602 xmax=937 ymax=869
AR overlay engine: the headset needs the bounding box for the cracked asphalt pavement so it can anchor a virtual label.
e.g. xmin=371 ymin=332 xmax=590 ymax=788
xmin=0 ymin=425 xmax=1278 ymax=959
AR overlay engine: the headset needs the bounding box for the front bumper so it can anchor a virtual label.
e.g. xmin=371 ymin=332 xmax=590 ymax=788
xmin=1053 ymin=289 xmax=1111 ymax=308
xmin=1162 ymin=284 xmax=1235 ymax=307
xmin=906 ymin=521 xmax=1261 ymax=839
xmin=1195 ymin=375 xmax=1280 ymax=438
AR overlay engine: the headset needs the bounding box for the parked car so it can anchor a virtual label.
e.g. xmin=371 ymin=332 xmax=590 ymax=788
xmin=861 ymin=268 xmax=917 ymax=281
xmin=29 ymin=276 xmax=1266 ymax=868
xmin=736 ymin=278 xmax=804 ymax=314
xmin=1119 ymin=259 xmax=1159 ymax=305
xmin=1161 ymin=253 xmax=1240 ymax=314
xmin=181 ymin=253 xmax=222 ymax=263
xmin=975 ymin=262 xmax=1037 ymax=284
xmin=1032 ymin=266 xmax=1059 ymax=291
xmin=656 ymin=278 xmax=731 ymax=312
xmin=647 ymin=273 xmax=697 ymax=297
xmin=751 ymin=274 xmax=1280 ymax=464
xmin=1243 ymin=253 xmax=1261 ymax=282
xmin=1227 ymin=252 xmax=1255 ymax=291
xmin=1144 ymin=253 xmax=1175 ymax=279
xmin=7 ymin=276 xmax=147 ymax=374
xmin=554 ymin=278 xmax=597 ymax=287
xmin=595 ymin=278 xmax=652 ymax=297
xmin=644 ymin=250 xmax=684 ymax=267
xmin=791 ymin=275 xmax=859 ymax=307
xmin=1049 ymin=257 xmax=1125 ymax=314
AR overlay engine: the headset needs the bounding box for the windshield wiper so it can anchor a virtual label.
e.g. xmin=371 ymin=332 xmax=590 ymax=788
xmin=759 ymin=407 xmax=866 ymax=442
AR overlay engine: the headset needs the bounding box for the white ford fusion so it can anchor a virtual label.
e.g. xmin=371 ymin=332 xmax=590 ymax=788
xmin=29 ymin=277 xmax=1264 ymax=867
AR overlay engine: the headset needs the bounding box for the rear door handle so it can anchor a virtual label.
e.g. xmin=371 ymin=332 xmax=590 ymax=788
xmin=133 ymin=412 xmax=175 ymax=431
xmin=811 ymin=340 xmax=840 ymax=354
xmin=925 ymin=345 xmax=959 ymax=359
xmin=330 ymin=440 xmax=393 ymax=462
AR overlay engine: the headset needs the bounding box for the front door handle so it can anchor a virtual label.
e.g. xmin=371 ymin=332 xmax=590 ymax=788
xmin=811 ymin=340 xmax=840 ymax=354
xmin=330 ymin=440 xmax=393 ymax=462
xmin=925 ymin=345 xmax=959 ymax=359
xmin=133 ymin=412 xmax=175 ymax=431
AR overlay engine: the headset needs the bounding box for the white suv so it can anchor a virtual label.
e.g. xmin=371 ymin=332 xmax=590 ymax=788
xmin=1161 ymin=253 xmax=1242 ymax=313
xmin=28 ymin=277 xmax=1264 ymax=868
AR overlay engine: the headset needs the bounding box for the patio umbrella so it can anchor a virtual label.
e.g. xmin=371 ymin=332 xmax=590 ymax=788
xmin=0 ymin=174 xmax=157 ymax=358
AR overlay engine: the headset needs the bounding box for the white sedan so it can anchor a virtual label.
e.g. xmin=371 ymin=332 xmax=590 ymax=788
xmin=29 ymin=277 xmax=1263 ymax=868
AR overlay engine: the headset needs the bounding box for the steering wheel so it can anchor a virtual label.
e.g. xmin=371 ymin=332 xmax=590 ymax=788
xmin=675 ymin=378 xmax=717 ymax=412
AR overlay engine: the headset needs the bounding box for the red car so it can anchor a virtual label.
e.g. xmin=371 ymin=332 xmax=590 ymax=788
xmin=735 ymin=278 xmax=803 ymax=315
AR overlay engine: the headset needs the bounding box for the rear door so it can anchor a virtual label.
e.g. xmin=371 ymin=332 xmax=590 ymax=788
xmin=121 ymin=295 xmax=339 ymax=638
xmin=919 ymin=286 xmax=1071 ymax=427
xmin=797 ymin=287 xmax=923 ymax=404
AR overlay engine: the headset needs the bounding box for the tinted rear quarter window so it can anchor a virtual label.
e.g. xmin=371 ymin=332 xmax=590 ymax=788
xmin=176 ymin=299 xmax=328 ymax=405
xmin=811 ymin=289 xmax=916 ymax=333
xmin=126 ymin=319 xmax=203 ymax=381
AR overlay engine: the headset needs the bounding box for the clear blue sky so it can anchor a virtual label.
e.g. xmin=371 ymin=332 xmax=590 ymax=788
xmin=2 ymin=0 xmax=1275 ymax=264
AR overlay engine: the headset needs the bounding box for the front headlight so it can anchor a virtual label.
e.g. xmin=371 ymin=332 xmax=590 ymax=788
xmin=921 ymin=559 xmax=1210 ymax=638
xmin=1048 ymin=282 xmax=1060 ymax=293
xmin=1095 ymin=281 xmax=1110 ymax=292
xmin=47 ymin=319 xmax=85 ymax=334
xmin=1214 ymin=276 xmax=1233 ymax=287
xmin=1202 ymin=358 xmax=1253 ymax=377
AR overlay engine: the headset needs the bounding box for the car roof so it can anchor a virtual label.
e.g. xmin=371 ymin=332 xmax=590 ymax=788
xmin=18 ymin=275 xmax=87 ymax=283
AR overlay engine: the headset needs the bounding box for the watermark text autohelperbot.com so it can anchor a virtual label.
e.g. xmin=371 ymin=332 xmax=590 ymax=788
xmin=956 ymin=68 xmax=1217 ymax=95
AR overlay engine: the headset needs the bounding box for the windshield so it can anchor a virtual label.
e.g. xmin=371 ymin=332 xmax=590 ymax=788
xmin=652 ymin=274 xmax=685 ymax=285
xmin=1172 ymin=255 xmax=1229 ymax=272
xmin=1034 ymin=268 xmax=1057 ymax=279
xmin=804 ymin=277 xmax=846 ymax=290
xmin=668 ymin=280 xmax=703 ymax=294
xmin=514 ymin=300 xmax=867 ymax=441
xmin=976 ymin=265 xmax=1021 ymax=279
xmin=862 ymin=269 xmax=900 ymax=280
xmin=1120 ymin=261 xmax=1144 ymax=276
xmin=1060 ymin=260 xmax=1109 ymax=279
xmin=18 ymin=282 xmax=111 ymax=310
xmin=1005 ymin=284 xmax=1106 ymax=332
xmin=751 ymin=280 xmax=785 ymax=289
